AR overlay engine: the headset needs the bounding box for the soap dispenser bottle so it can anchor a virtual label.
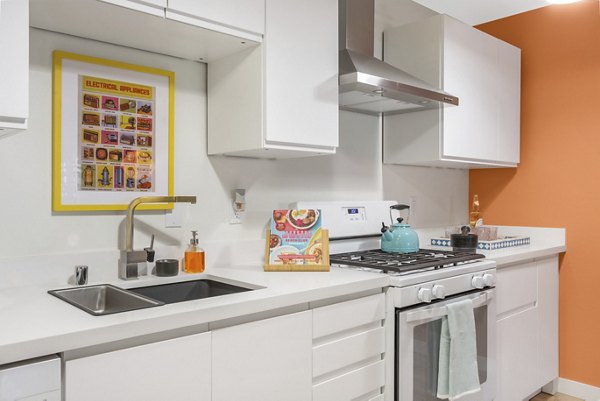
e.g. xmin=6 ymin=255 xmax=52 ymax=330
xmin=184 ymin=230 xmax=205 ymax=273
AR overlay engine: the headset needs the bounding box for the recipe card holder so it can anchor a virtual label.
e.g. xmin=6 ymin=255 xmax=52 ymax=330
xmin=263 ymin=229 xmax=330 ymax=272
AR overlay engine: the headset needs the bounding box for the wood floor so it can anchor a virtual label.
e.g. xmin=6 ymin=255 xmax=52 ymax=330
xmin=530 ymin=393 xmax=583 ymax=401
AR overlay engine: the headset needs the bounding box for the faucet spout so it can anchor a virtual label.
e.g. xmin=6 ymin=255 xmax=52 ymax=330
xmin=125 ymin=196 xmax=197 ymax=251
xmin=120 ymin=196 xmax=197 ymax=280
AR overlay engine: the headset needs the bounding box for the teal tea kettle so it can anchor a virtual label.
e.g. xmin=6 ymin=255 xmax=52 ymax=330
xmin=381 ymin=204 xmax=419 ymax=253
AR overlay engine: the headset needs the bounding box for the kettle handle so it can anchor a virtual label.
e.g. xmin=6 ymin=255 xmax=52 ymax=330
xmin=389 ymin=204 xmax=410 ymax=224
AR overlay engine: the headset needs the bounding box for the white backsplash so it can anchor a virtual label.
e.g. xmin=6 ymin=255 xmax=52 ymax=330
xmin=0 ymin=20 xmax=468 ymax=281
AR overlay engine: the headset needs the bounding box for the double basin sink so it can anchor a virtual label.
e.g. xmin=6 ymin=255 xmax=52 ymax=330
xmin=48 ymin=279 xmax=254 ymax=316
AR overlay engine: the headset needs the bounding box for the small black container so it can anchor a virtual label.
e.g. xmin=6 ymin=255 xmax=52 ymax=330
xmin=450 ymin=226 xmax=478 ymax=253
xmin=155 ymin=259 xmax=179 ymax=277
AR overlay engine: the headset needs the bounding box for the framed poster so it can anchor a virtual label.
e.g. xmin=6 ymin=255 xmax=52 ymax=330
xmin=52 ymin=51 xmax=174 ymax=211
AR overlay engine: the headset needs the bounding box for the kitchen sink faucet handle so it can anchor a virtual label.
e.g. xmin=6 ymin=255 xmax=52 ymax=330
xmin=144 ymin=234 xmax=156 ymax=263
xmin=75 ymin=265 xmax=88 ymax=286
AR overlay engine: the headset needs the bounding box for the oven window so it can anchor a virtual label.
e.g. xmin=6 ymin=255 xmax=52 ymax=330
xmin=412 ymin=305 xmax=488 ymax=400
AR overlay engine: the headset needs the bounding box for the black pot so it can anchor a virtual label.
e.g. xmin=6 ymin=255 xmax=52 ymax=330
xmin=450 ymin=226 xmax=478 ymax=253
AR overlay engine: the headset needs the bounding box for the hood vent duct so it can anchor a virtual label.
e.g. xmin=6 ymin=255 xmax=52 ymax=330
xmin=339 ymin=0 xmax=458 ymax=115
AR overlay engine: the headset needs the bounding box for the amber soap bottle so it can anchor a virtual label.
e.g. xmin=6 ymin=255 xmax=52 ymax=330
xmin=184 ymin=230 xmax=205 ymax=273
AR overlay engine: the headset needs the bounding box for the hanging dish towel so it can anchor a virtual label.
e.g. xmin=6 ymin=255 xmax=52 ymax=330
xmin=437 ymin=298 xmax=481 ymax=400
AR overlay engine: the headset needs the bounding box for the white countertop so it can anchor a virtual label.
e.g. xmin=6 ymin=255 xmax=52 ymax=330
xmin=0 ymin=225 xmax=565 ymax=366
xmin=0 ymin=266 xmax=388 ymax=365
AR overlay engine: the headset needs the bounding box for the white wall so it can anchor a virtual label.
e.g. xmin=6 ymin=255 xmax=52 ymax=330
xmin=0 ymin=29 xmax=385 ymax=260
xmin=0 ymin=3 xmax=467 ymax=262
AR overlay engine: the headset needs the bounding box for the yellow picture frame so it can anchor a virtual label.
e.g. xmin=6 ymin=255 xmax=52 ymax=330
xmin=52 ymin=51 xmax=175 ymax=211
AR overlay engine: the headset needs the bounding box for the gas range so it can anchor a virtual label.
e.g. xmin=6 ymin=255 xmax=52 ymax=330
xmin=294 ymin=201 xmax=497 ymax=401
xmin=293 ymin=200 xmax=497 ymax=301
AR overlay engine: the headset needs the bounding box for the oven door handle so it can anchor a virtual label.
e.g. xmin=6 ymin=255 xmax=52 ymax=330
xmin=405 ymin=292 xmax=491 ymax=324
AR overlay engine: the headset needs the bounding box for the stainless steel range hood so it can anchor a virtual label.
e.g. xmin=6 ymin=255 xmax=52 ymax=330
xmin=339 ymin=0 xmax=458 ymax=115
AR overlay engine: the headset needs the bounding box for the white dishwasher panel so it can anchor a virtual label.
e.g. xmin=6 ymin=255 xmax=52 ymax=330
xmin=0 ymin=356 xmax=61 ymax=401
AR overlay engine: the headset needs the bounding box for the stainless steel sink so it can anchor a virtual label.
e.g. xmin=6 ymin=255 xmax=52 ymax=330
xmin=49 ymin=284 xmax=163 ymax=316
xmin=129 ymin=279 xmax=252 ymax=304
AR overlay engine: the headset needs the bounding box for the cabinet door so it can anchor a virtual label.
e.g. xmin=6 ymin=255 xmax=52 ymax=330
xmin=497 ymin=308 xmax=539 ymax=401
xmin=442 ymin=16 xmax=498 ymax=162
xmin=65 ymin=333 xmax=211 ymax=401
xmin=168 ymin=0 xmax=265 ymax=36
xmin=0 ymin=0 xmax=28 ymax=130
xmin=263 ymin=0 xmax=338 ymax=149
xmin=537 ymin=257 xmax=559 ymax=387
xmin=212 ymin=311 xmax=312 ymax=401
xmin=495 ymin=40 xmax=521 ymax=164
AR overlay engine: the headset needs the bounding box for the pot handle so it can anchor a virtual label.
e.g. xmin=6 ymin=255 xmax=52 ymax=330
xmin=390 ymin=204 xmax=410 ymax=224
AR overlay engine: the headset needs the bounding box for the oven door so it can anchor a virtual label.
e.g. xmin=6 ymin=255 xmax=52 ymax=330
xmin=396 ymin=289 xmax=496 ymax=401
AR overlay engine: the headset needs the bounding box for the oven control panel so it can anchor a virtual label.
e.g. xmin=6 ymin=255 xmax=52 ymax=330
xmin=343 ymin=207 xmax=366 ymax=222
xmin=390 ymin=262 xmax=497 ymax=308
xmin=292 ymin=200 xmax=397 ymax=239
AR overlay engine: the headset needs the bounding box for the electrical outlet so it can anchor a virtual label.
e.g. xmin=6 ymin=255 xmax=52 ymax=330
xmin=165 ymin=204 xmax=182 ymax=228
xmin=409 ymin=196 xmax=417 ymax=218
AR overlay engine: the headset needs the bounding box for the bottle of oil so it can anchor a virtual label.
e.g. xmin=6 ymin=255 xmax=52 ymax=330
xmin=184 ymin=230 xmax=205 ymax=273
xmin=469 ymin=194 xmax=480 ymax=228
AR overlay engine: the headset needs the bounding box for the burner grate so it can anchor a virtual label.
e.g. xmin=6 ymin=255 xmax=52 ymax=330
xmin=329 ymin=249 xmax=485 ymax=274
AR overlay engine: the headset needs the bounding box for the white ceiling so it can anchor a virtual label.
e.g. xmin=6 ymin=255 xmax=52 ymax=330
xmin=411 ymin=0 xmax=551 ymax=25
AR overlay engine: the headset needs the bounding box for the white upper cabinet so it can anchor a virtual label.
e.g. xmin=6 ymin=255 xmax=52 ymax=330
xmin=167 ymin=0 xmax=265 ymax=41
xmin=208 ymin=0 xmax=339 ymax=159
xmin=98 ymin=0 xmax=166 ymax=17
xmin=0 ymin=0 xmax=29 ymax=133
xmin=383 ymin=14 xmax=521 ymax=169
xmin=30 ymin=0 xmax=260 ymax=63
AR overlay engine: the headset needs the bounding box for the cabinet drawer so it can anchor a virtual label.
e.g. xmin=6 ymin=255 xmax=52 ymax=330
xmin=313 ymin=360 xmax=384 ymax=401
xmin=497 ymin=262 xmax=538 ymax=318
xmin=313 ymin=294 xmax=385 ymax=339
xmin=313 ymin=327 xmax=385 ymax=378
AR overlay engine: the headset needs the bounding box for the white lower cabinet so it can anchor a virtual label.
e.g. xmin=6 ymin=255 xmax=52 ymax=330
xmin=212 ymin=311 xmax=312 ymax=401
xmin=65 ymin=332 xmax=211 ymax=401
xmin=63 ymin=292 xmax=386 ymax=401
xmin=496 ymin=256 xmax=559 ymax=401
xmin=312 ymin=293 xmax=386 ymax=401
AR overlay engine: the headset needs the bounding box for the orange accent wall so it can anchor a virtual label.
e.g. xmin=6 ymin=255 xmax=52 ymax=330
xmin=471 ymin=0 xmax=600 ymax=387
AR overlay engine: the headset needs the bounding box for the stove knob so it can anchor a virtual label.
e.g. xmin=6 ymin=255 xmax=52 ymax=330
xmin=483 ymin=273 xmax=496 ymax=287
xmin=432 ymin=284 xmax=446 ymax=300
xmin=472 ymin=275 xmax=485 ymax=289
xmin=417 ymin=288 xmax=433 ymax=303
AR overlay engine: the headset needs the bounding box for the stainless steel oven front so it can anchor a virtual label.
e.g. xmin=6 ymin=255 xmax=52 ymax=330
xmin=395 ymin=288 xmax=496 ymax=401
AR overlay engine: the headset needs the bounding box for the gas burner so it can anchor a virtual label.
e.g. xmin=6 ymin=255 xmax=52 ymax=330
xmin=330 ymin=249 xmax=485 ymax=275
